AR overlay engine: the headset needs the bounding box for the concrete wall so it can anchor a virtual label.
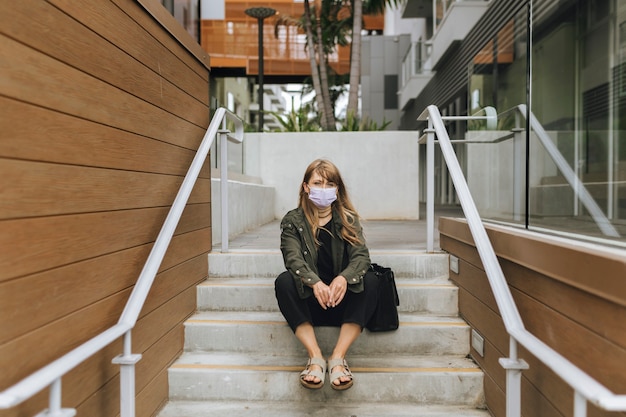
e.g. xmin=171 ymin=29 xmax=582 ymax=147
xmin=242 ymin=131 xmax=421 ymax=221
xmin=211 ymin=178 xmax=275 ymax=244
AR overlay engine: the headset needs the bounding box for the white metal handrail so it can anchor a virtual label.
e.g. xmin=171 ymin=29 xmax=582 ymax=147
xmin=418 ymin=104 xmax=626 ymax=417
xmin=0 ymin=107 xmax=243 ymax=416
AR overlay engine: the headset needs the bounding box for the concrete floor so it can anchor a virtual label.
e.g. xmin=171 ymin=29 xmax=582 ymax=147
xmin=216 ymin=206 xmax=465 ymax=252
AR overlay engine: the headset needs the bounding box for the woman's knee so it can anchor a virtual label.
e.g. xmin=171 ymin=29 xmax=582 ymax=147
xmin=275 ymin=271 xmax=294 ymax=294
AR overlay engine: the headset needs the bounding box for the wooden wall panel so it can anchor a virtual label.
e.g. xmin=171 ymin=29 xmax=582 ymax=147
xmin=0 ymin=97 xmax=211 ymax=179
xmin=0 ymin=36 xmax=205 ymax=149
xmin=440 ymin=218 xmax=626 ymax=417
xmin=127 ymin=0 xmax=210 ymax=79
xmin=1 ymin=160 xmax=210 ymax=219
xmin=0 ymin=0 xmax=211 ymax=415
xmin=0 ymin=228 xmax=210 ymax=345
xmin=0 ymin=203 xmax=210 ymax=281
xmin=2 ymin=0 xmax=208 ymax=118
xmin=0 ymin=255 xmax=203 ymax=389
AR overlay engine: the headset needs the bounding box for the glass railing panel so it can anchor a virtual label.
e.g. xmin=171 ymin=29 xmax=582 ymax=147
xmin=527 ymin=121 xmax=625 ymax=242
xmin=462 ymin=106 xmax=527 ymax=226
xmin=462 ymin=105 xmax=626 ymax=244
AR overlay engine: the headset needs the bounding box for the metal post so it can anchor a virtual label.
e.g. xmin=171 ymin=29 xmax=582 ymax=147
xmin=574 ymin=391 xmax=588 ymax=417
xmin=257 ymin=17 xmax=264 ymax=132
xmin=219 ymin=126 xmax=229 ymax=253
xmin=425 ymin=120 xmax=435 ymax=253
xmin=49 ymin=379 xmax=61 ymax=415
xmin=499 ymin=338 xmax=529 ymax=417
xmin=245 ymin=7 xmax=276 ymax=132
xmin=112 ymin=331 xmax=141 ymax=417
xmin=512 ymin=126 xmax=524 ymax=222
xmin=35 ymin=379 xmax=75 ymax=417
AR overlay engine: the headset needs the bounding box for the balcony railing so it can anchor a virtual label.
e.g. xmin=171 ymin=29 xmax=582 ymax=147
xmin=401 ymin=40 xmax=432 ymax=86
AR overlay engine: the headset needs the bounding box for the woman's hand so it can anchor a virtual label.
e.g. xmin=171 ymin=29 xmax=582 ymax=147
xmin=311 ymin=281 xmax=331 ymax=310
xmin=328 ymin=275 xmax=348 ymax=307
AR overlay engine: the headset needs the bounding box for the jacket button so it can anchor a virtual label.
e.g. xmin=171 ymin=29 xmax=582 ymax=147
xmin=296 ymin=270 xmax=300 ymax=274
xmin=304 ymin=251 xmax=308 ymax=255
xmin=298 ymin=227 xmax=303 ymax=232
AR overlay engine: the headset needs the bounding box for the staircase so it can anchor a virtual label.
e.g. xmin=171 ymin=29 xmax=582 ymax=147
xmin=156 ymin=247 xmax=489 ymax=417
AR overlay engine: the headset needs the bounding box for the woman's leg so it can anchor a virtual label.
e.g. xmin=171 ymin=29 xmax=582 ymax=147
xmin=329 ymin=322 xmax=361 ymax=386
xmin=327 ymin=272 xmax=379 ymax=387
xmin=294 ymin=322 xmax=325 ymax=384
xmin=275 ymin=271 xmax=325 ymax=385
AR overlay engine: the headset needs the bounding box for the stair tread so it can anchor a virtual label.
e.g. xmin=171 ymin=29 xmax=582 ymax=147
xmin=186 ymin=310 xmax=468 ymax=326
xmin=165 ymin=251 xmax=484 ymax=413
xmin=157 ymin=400 xmax=490 ymax=417
xmin=199 ymin=277 xmax=456 ymax=286
xmin=173 ymin=351 xmax=480 ymax=372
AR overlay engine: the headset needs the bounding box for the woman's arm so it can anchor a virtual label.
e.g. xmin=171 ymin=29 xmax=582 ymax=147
xmin=280 ymin=215 xmax=321 ymax=287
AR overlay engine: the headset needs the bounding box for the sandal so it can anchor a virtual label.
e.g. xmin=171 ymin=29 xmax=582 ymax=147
xmin=300 ymin=357 xmax=326 ymax=389
xmin=328 ymin=358 xmax=354 ymax=391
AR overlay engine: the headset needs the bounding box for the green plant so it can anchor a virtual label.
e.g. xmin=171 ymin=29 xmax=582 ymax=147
xmin=268 ymin=103 xmax=322 ymax=132
xmin=338 ymin=111 xmax=391 ymax=131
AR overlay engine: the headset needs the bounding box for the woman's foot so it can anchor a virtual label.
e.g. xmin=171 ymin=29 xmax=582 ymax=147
xmin=328 ymin=358 xmax=353 ymax=390
xmin=300 ymin=357 xmax=326 ymax=389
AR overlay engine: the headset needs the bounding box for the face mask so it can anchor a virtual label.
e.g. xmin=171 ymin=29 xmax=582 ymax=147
xmin=308 ymin=187 xmax=337 ymax=208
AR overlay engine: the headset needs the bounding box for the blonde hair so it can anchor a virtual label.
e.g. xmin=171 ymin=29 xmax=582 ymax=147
xmin=298 ymin=159 xmax=362 ymax=246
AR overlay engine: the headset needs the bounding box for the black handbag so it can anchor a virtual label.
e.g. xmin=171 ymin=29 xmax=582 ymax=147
xmin=365 ymin=263 xmax=400 ymax=332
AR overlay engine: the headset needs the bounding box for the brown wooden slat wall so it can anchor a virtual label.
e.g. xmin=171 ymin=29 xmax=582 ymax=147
xmin=0 ymin=1 xmax=211 ymax=416
xmin=439 ymin=218 xmax=626 ymax=417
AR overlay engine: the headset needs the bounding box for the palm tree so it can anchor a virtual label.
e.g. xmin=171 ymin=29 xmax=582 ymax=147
xmin=313 ymin=0 xmax=337 ymax=130
xmin=346 ymin=0 xmax=362 ymax=116
xmin=276 ymin=1 xmax=337 ymax=130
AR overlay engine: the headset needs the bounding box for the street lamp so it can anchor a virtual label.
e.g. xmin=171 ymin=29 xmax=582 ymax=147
xmin=245 ymin=7 xmax=276 ymax=132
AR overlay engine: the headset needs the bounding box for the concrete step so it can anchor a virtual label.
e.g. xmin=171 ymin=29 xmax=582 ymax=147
xmin=183 ymin=311 xmax=470 ymax=356
xmin=167 ymin=352 xmax=484 ymax=406
xmin=197 ymin=277 xmax=459 ymax=315
xmin=157 ymin=400 xmax=490 ymax=417
xmin=208 ymin=250 xmax=450 ymax=279
xmin=157 ymin=250 xmax=487 ymax=417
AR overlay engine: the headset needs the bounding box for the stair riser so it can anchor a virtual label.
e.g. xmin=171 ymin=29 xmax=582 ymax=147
xmin=168 ymin=369 xmax=484 ymax=406
xmin=184 ymin=323 xmax=470 ymax=356
xmin=208 ymin=252 xmax=450 ymax=279
xmin=157 ymin=400 xmax=492 ymax=417
xmin=197 ymin=284 xmax=458 ymax=315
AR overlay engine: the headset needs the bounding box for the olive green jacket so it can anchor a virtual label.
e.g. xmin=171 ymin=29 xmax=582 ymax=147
xmin=279 ymin=207 xmax=371 ymax=299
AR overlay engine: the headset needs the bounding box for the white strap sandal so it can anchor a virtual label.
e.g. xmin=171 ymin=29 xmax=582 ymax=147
xmin=300 ymin=357 xmax=326 ymax=389
xmin=328 ymin=358 xmax=354 ymax=391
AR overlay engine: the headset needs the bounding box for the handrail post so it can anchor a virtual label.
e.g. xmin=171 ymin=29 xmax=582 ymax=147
xmin=511 ymin=126 xmax=525 ymax=222
xmin=574 ymin=391 xmax=588 ymax=417
xmin=425 ymin=121 xmax=436 ymax=253
xmin=37 ymin=379 xmax=75 ymax=417
xmin=112 ymin=331 xmax=141 ymax=417
xmin=219 ymin=124 xmax=230 ymax=253
xmin=499 ymin=338 xmax=529 ymax=417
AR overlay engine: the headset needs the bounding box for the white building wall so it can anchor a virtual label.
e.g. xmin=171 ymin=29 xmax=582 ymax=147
xmin=243 ymin=131 xmax=420 ymax=220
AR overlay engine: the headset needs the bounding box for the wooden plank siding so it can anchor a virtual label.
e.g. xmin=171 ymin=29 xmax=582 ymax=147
xmin=439 ymin=218 xmax=626 ymax=417
xmin=0 ymin=1 xmax=211 ymax=416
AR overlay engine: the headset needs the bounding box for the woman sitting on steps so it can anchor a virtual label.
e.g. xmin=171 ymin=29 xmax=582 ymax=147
xmin=274 ymin=159 xmax=379 ymax=390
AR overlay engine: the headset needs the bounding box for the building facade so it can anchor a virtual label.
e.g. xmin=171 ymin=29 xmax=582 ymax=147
xmin=396 ymin=0 xmax=626 ymax=244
